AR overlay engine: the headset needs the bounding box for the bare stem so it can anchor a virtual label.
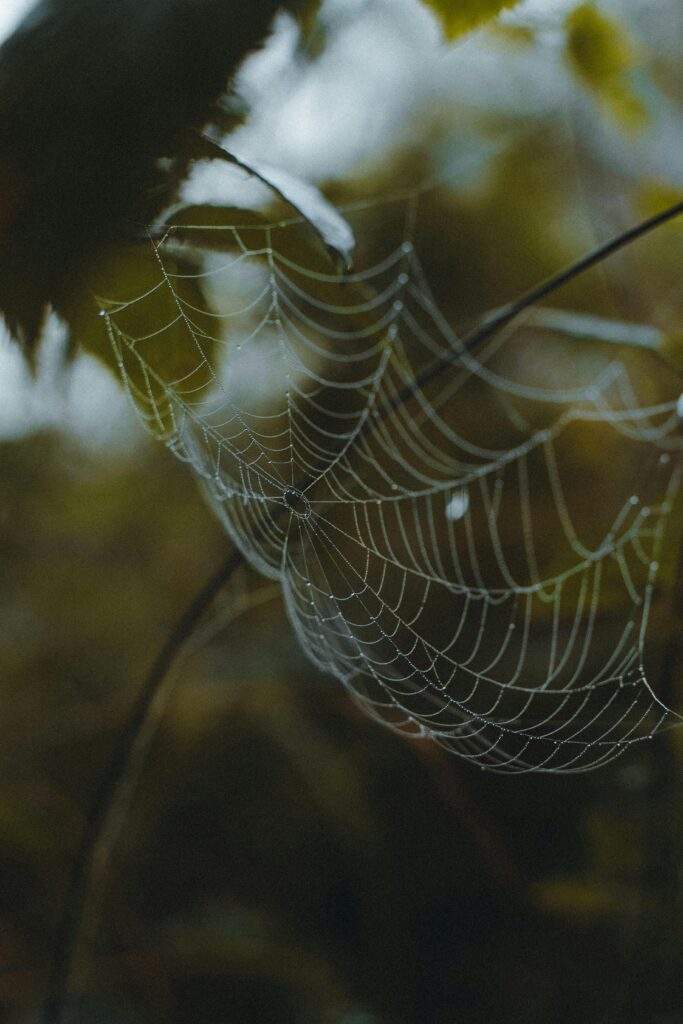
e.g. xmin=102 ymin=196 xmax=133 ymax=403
xmin=42 ymin=549 xmax=246 ymax=1024
xmin=42 ymin=197 xmax=683 ymax=1023
xmin=387 ymin=198 xmax=683 ymax=415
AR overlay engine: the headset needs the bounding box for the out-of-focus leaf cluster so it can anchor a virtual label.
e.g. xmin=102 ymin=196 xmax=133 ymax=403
xmin=423 ymin=0 xmax=521 ymax=39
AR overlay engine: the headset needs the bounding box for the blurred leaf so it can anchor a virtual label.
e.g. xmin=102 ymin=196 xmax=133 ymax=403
xmin=534 ymin=878 xmax=640 ymax=920
xmin=63 ymin=240 xmax=223 ymax=410
xmin=195 ymin=133 xmax=356 ymax=272
xmin=0 ymin=781 xmax=80 ymax=864
xmin=0 ymin=0 xmax=298 ymax=357
xmin=565 ymin=3 xmax=647 ymax=130
xmin=638 ymin=180 xmax=683 ymax=225
xmin=656 ymin=330 xmax=683 ymax=372
xmin=423 ymin=0 xmax=522 ymax=39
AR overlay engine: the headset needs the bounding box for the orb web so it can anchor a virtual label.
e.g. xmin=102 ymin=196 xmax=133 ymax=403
xmin=100 ymin=187 xmax=683 ymax=772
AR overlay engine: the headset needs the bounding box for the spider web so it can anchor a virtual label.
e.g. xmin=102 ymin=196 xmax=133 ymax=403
xmin=99 ymin=186 xmax=683 ymax=772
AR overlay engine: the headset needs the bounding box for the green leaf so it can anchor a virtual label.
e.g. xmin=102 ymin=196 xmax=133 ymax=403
xmin=422 ymin=0 xmax=522 ymax=39
xmin=193 ymin=132 xmax=355 ymax=273
xmin=67 ymin=240 xmax=223 ymax=411
xmin=565 ymin=3 xmax=647 ymax=130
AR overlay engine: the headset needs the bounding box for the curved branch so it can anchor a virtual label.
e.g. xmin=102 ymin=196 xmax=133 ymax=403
xmin=42 ymin=196 xmax=683 ymax=1023
xmin=42 ymin=548 xmax=246 ymax=1024
xmin=391 ymin=198 xmax=683 ymax=414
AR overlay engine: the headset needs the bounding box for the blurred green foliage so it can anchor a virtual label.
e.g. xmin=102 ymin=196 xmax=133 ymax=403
xmin=565 ymin=3 xmax=646 ymax=130
xmin=423 ymin=0 xmax=521 ymax=39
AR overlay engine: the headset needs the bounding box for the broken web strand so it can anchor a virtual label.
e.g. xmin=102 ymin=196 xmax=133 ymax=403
xmin=99 ymin=186 xmax=683 ymax=772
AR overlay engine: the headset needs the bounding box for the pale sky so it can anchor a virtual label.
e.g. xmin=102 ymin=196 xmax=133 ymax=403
xmin=0 ymin=0 xmax=39 ymax=45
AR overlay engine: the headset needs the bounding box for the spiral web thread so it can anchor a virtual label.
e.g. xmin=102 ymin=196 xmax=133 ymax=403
xmin=100 ymin=188 xmax=683 ymax=772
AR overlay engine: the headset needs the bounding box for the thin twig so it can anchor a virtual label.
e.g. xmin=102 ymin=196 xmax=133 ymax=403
xmin=42 ymin=197 xmax=683 ymax=1022
xmin=42 ymin=549 xmax=245 ymax=1024
xmin=387 ymin=198 xmax=683 ymax=414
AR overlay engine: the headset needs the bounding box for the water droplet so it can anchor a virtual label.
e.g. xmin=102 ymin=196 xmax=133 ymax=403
xmin=445 ymin=489 xmax=469 ymax=522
